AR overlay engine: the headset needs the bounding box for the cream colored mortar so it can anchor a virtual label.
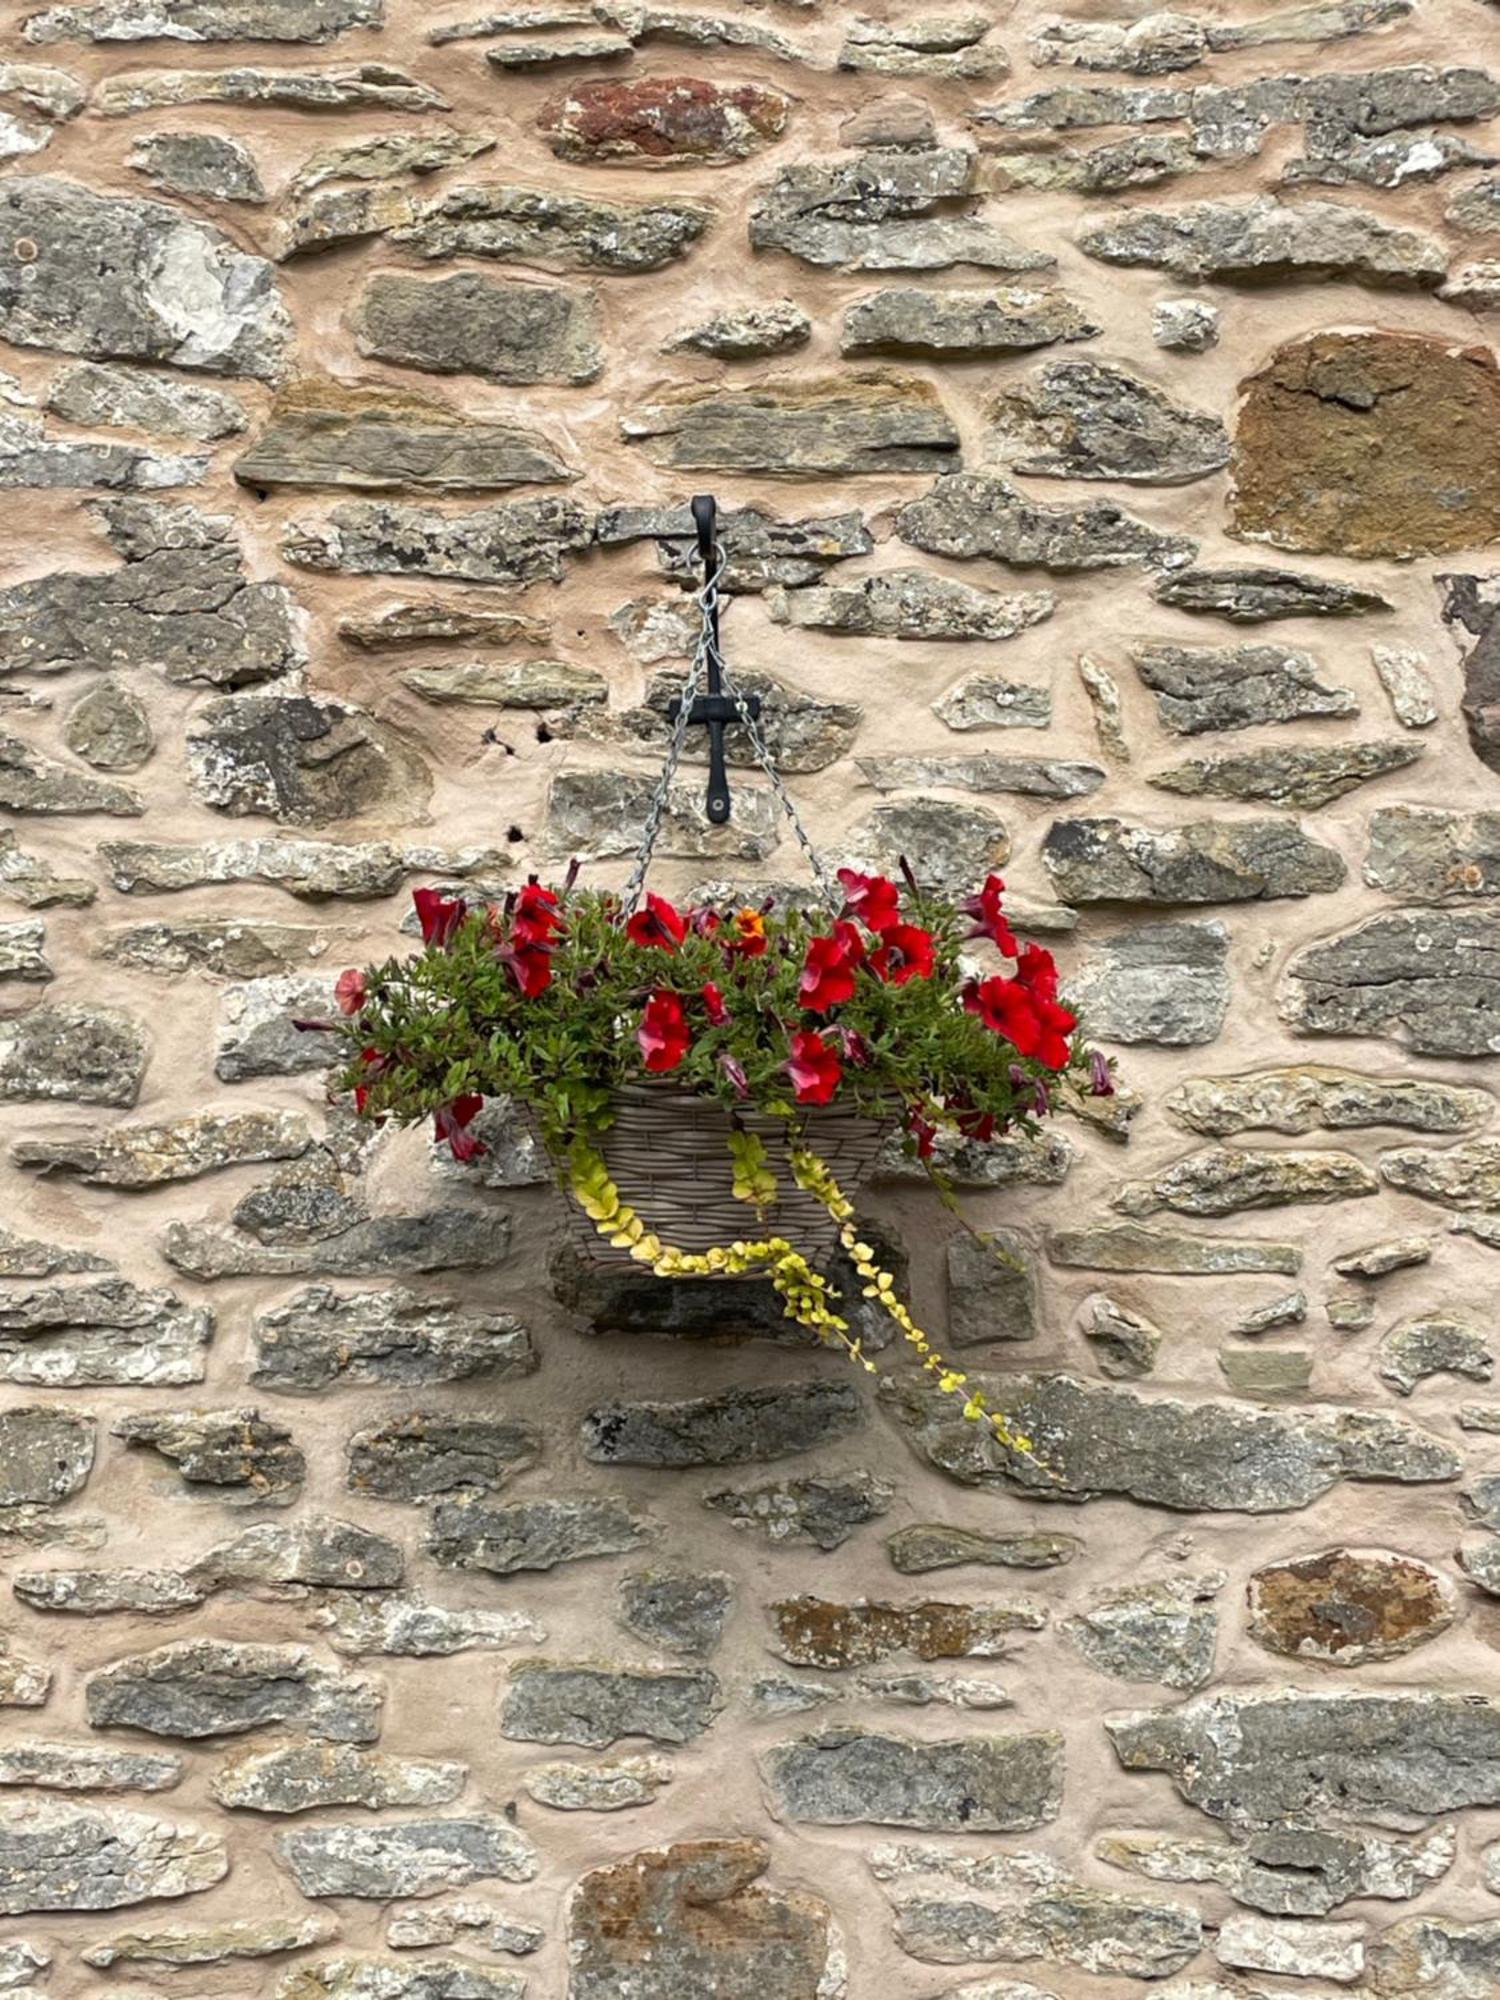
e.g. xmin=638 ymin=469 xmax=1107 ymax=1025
xmin=1 ymin=0 xmax=1500 ymax=1991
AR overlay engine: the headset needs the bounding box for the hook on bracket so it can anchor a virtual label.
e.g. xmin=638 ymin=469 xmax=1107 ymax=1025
xmin=668 ymin=491 xmax=760 ymax=827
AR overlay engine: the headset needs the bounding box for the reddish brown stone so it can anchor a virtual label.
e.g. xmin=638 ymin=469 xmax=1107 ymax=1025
xmin=768 ymin=1594 xmax=1044 ymax=1669
xmin=567 ymin=1839 xmax=837 ymax=1999
xmin=538 ymin=78 xmax=792 ymax=168
xmin=1247 ymin=1547 xmax=1456 ymax=1665
xmin=1230 ymin=331 xmax=1500 ymax=559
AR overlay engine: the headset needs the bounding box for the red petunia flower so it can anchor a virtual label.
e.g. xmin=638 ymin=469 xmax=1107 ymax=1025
xmin=963 ymin=974 xmax=1043 ymax=1058
xmin=351 ymin=1045 xmax=390 ymax=1116
xmin=799 ymin=920 xmax=866 ymax=1012
xmin=514 ymin=881 xmax=564 ymax=945
xmin=728 ymin=907 xmax=768 ymax=957
xmin=869 ymin=922 xmax=936 ymax=986
xmin=1014 ymin=940 xmax=1060 ymax=1002
xmin=626 ymin=893 xmax=688 ymax=951
xmin=638 ymin=990 xmax=691 ymax=1072
xmin=702 ymin=981 xmax=729 ymax=1025
xmin=961 ymin=874 xmax=1017 ymax=958
xmin=1031 ymin=994 xmax=1077 ymax=1072
xmin=505 ymin=939 xmax=554 ymax=998
xmin=786 ymin=1028 xmax=843 ymax=1105
xmin=954 ymin=1102 xmax=999 ymax=1143
xmin=907 ymin=1103 xmax=938 ymax=1159
xmin=413 ymin=886 xmax=466 ymax=948
xmin=434 ymin=1092 xmax=486 ymax=1162
xmin=837 ymin=867 xmax=901 ymax=933
xmin=334 ymin=968 xmax=367 ymax=1016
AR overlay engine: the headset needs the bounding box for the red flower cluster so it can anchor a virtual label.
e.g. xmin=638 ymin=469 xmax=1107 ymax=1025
xmin=502 ymin=881 xmax=564 ymax=997
xmin=963 ymin=929 xmax=1076 ymax=1072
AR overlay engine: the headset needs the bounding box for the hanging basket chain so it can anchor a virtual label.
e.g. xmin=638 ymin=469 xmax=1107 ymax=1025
xmin=621 ymin=527 xmax=843 ymax=916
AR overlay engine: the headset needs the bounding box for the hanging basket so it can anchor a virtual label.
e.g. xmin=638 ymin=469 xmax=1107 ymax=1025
xmin=545 ymin=1084 xmax=893 ymax=1267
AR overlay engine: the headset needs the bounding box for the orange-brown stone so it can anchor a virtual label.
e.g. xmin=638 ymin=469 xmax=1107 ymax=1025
xmin=539 ymin=78 xmax=791 ymax=167
xmin=1230 ymin=330 xmax=1500 ymax=559
xmin=1248 ymin=1547 xmax=1455 ymax=1664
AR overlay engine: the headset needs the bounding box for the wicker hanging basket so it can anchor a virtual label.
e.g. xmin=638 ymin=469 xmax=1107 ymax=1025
xmin=549 ymin=1084 xmax=893 ymax=1267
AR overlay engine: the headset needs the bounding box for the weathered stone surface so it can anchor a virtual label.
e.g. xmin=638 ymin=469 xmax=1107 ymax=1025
xmin=212 ymin=1743 xmax=465 ymax=1814
xmin=898 ymin=471 xmax=1196 ymax=571
xmin=665 ymin=299 xmax=810 ymax=357
xmin=26 ymin=0 xmax=379 ymax=39
xmin=102 ymin=916 xmax=342 ymax=978
xmin=0 ymin=1799 xmax=226 ymax=1914
xmin=1234 ymin=331 xmax=1500 ymax=558
xmin=1081 ymin=195 xmax=1447 ymax=287
xmin=987 ymin=360 xmax=1227 ymax=484
xmin=485 ymin=31 xmax=633 ymax=66
xmin=869 ymin=1843 xmax=1201 ymax=1976
xmin=83 ymin=1912 xmax=336 ymax=1968
xmin=211 ymin=975 xmax=337 ymax=1082
xmin=1220 ymin=1347 xmax=1313 ymax=1395
xmin=86 ymin=1640 xmax=380 ymax=1742
xmin=48 ymin=362 xmax=245 ymax=441
xmin=597 ymin=501 xmax=874 ymax=592
xmin=0 ymin=731 xmax=142 ymax=815
xmin=106 ymin=837 xmax=507 ymax=900
xmin=1131 ymin=639 xmax=1359 ymax=734
xmin=1152 ymin=739 xmax=1418 ymax=809
xmin=95 ymin=61 xmax=445 ymax=117
xmin=1066 ymin=919 xmax=1229 ymax=1046
xmin=15 ymin=1109 xmax=310 ymax=1188
xmin=1379 ymin=1313 xmax=1493 ymax=1393
xmin=0 ymin=831 xmax=94 ymax=910
xmin=115 ymin=1406 xmax=304 ymax=1504
xmin=1216 ymin=1913 xmax=1365 ymax=1980
xmin=623 ymin=373 xmax=958 ymax=476
xmin=523 ymin=1754 xmax=671 ymax=1813
xmin=1029 ymin=0 xmax=1412 ymax=71
xmin=1062 ymin=1574 xmax=1220 ymax=1689
xmin=843 ymin=799 xmax=1009 ymax=898
xmin=0 ymin=917 xmax=48 ymax=986
xmin=0 ymin=1272 xmax=211 ymax=1386
xmin=842 ymin=284 xmax=1098 ymax=356
xmin=501 ymin=1661 xmax=722 ymax=1747
xmin=1080 ymin=1294 xmax=1163 ymax=1377
xmin=538 ymin=76 xmax=790 ymax=166
xmin=591 ymin=667 xmax=857 ymax=776
xmin=187 ymin=692 xmax=430 ymax=828
xmin=1108 ymin=1688 xmax=1500 ymax=1825
xmin=340 ymin=599 xmax=550 ymax=650
xmin=1168 ymin=1065 xmax=1489 ymax=1137
xmin=547 ymin=770 xmax=779 ymax=862
xmin=1099 ymin=1821 xmax=1454 ymax=1918
xmin=1441 ymin=572 xmax=1500 ymax=777
xmin=764 ymin=1727 xmax=1062 ymax=1831
xmin=0 ymin=1005 xmax=146 ymax=1106
xmin=129 ymin=130 xmax=264 ymax=203
xmin=285 ymin=495 xmax=590 ymax=587
xmin=768 ymin=568 xmax=1053 ymax=642
xmin=0 ymin=409 xmax=206 ymax=491
xmin=312 ymin=1593 xmax=540 ymax=1658
xmin=167 ymin=1203 xmax=511 ymax=1281
xmin=0 ymin=1649 xmax=49 ymax=1707
xmin=768 ymin=1595 xmax=1043 ymax=1670
xmin=749 ymin=146 xmax=1050 ymax=272
xmin=353 ymin=270 xmax=599 ymax=386
xmin=1441 ymin=256 xmax=1500 ymax=307
xmin=1367 ymin=1916 xmax=1500 ymax=1997
xmin=1371 ymin=641 xmax=1438 ymax=729
xmin=858 ymin=752 xmax=1103 ymax=799
xmin=880 ymin=1126 xmax=1073 ymax=1190
xmin=885 ymin=1371 xmax=1457 ymax=1509
xmin=0 ymin=498 xmax=301 ymax=686
xmin=275 ymin=1958 xmax=524 ymax=1999
xmin=279 ymin=1815 xmax=535 ymax=1898
xmin=1381 ymin=1139 xmax=1500 ymax=1208
xmin=429 ymin=1495 xmax=647 ymax=1574
xmin=1282 ymin=905 xmax=1500 ymax=1055
xmin=840 ymin=11 xmax=1009 ymax=79
xmin=0 ymin=1406 xmax=94 ymax=1507
xmin=1366 ymin=803 xmax=1500 ymax=900
xmin=347 ymin=1413 xmax=537 ymax=1503
xmin=582 ymin=1382 xmax=863 ymax=1467
xmin=936 ymin=676 xmax=1048 ymax=732
xmin=237 ymin=381 xmax=570 ymax=496
xmin=1049 ymin=1223 xmax=1300 ymax=1274
xmin=1043 ymin=816 xmax=1343 ymax=903
xmin=391 ymin=181 xmax=710 ymax=271
xmin=64 ymin=679 xmax=153 ymax=772
xmin=1153 ymin=564 xmax=1393 ymax=621
xmin=1153 ymin=297 xmax=1220 ymax=350
xmin=384 ymin=1901 xmax=541 ymax=1953
xmin=253 ymin=1287 xmax=532 ymax=1391
xmin=704 ymin=1471 xmax=893 ymax=1551
xmin=0 ymin=177 xmax=287 ymax=378
xmin=567 ymin=1839 xmax=837 ymax=1997
xmin=618 ymin=1571 xmax=731 ymax=1657
xmin=1248 ymin=1547 xmax=1455 ymax=1663
xmin=1111 ymin=1145 xmax=1378 ymax=1217
xmin=888 ymin=1526 xmax=1081 ymax=1574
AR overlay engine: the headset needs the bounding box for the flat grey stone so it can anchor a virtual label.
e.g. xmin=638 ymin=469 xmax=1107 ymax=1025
xmin=1063 ymin=1574 xmax=1222 ymax=1690
xmin=0 ymin=1001 xmax=144 ymax=1107
xmin=0 ymin=1274 xmax=211 ymax=1386
xmin=26 ymin=0 xmax=379 ymax=38
xmin=211 ymin=1743 xmax=466 ymax=1814
xmin=988 ymin=359 xmax=1228 ymax=483
xmin=933 ymin=673 xmax=1052 ymax=731
xmin=284 ymin=496 xmax=590 ymax=587
xmin=1080 ymin=193 xmax=1447 ymax=286
xmin=429 ymin=1495 xmax=647 ymax=1574
xmin=392 ymin=181 xmax=710 ymax=271
xmin=1372 ymin=641 xmax=1438 ymax=727
xmin=1379 ymin=1313 xmax=1492 ymax=1393
xmin=0 ymin=409 xmax=205 ymax=491
xmin=47 ymin=362 xmax=245 ymax=440
xmin=1368 ymin=1916 xmax=1500 ymax=1998
xmin=353 ymin=269 xmax=601 ymax=383
xmin=883 ymin=1370 xmax=1457 ymax=1509
xmin=1130 ymin=640 xmax=1359 ymax=733
xmin=1335 ymin=1235 xmax=1433 ymax=1277
xmin=887 ymin=1525 xmax=1081 ymax=1574
xmin=596 ymin=502 xmax=873 ymax=593
xmin=1027 ymin=0 xmax=1411 ymax=71
xmin=622 ymin=373 xmax=959 ymax=477
xmin=1080 ymin=1294 xmax=1163 ymax=1377
xmin=86 ymin=1640 xmax=381 ymax=1741
xmin=348 ymin=1413 xmax=538 ymax=1502
xmin=858 ymin=753 xmax=1104 ymax=798
xmin=1365 ymin=804 xmax=1500 ymax=900
xmin=129 ymin=130 xmax=264 ymax=202
xmin=0 ymin=731 xmax=142 ymax=815
xmin=1109 ymin=1688 xmax=1500 ymax=1826
xmin=841 ymin=284 xmax=1099 ymax=356
xmin=0 ymin=918 xmax=48 ymax=986
xmin=0 ymin=1799 xmax=226 ymax=1914
xmin=1281 ymin=905 xmax=1500 ymax=1056
xmin=1111 ymin=1145 xmax=1378 ymax=1217
xmin=0 ymin=830 xmax=94 ymax=909
xmin=1049 ymin=1223 xmax=1300 ymax=1273
xmin=1153 ymin=297 xmax=1220 ymax=349
xmin=383 ymin=1901 xmax=542 ymax=1953
xmin=767 ymin=568 xmax=1053 ymax=641
xmin=0 ymin=1406 xmax=93 ymax=1506
xmin=115 ymin=1406 xmax=304 ymax=1504
xmin=339 ymin=599 xmax=549 ymax=650
xmin=82 ymin=1911 xmax=337 ymax=1968
xmin=311 ymin=1594 xmax=541 ymax=1658
xmin=764 ymin=1726 xmax=1062 ymax=1830
xmin=1098 ymin=1821 xmax=1454 ymax=1918
xmin=1381 ymin=1138 xmax=1500 ymax=1209
xmin=187 ymin=692 xmax=431 ymax=827
xmin=252 ymin=1286 xmax=533 ymax=1391
xmin=617 ymin=1570 xmax=732 ymax=1657
xmin=15 ymin=1109 xmax=311 ymax=1188
xmin=1066 ymin=919 xmax=1229 ymax=1045
xmin=501 ymin=1661 xmax=723 ymax=1747
xmin=703 ymin=1471 xmax=894 ymax=1551
xmin=522 ymin=1755 xmax=672 ymax=1813
xmin=946 ymin=1229 xmax=1038 ymax=1347
xmin=64 ymin=679 xmax=153 ymax=771
xmin=582 ymin=1382 xmax=863 ymax=1468
xmin=1151 ymin=739 xmax=1419 ymax=808
xmin=103 ymin=838 xmax=508 ymax=900
xmin=212 ymin=975 xmax=338 ymax=1082
xmin=278 ymin=1815 xmax=536 ymax=1898
xmin=1167 ymin=1065 xmax=1492 ymax=1136
xmin=898 ymin=471 xmax=1196 ymax=571
xmin=0 ymin=1742 xmax=180 ymax=1791
xmin=274 ymin=1957 xmax=524 ymax=1998
xmin=94 ymin=61 xmax=447 ymax=117
xmin=666 ymin=300 xmax=811 ymax=358
xmin=547 ymin=770 xmax=779 ymax=862
xmin=844 ymin=799 xmax=1009 ymax=897
xmin=1044 ymin=815 xmax=1343 ymax=902
xmin=165 ymin=1207 xmax=513 ymax=1282
xmin=1152 ymin=564 xmax=1392 ymax=620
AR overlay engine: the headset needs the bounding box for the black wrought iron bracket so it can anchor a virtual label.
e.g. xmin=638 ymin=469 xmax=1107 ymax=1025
xmin=667 ymin=492 xmax=761 ymax=826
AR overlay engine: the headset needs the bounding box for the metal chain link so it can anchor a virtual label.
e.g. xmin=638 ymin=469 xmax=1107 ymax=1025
xmin=622 ymin=542 xmax=843 ymax=915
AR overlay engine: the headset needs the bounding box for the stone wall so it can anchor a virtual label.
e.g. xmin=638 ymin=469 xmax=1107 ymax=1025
xmin=1 ymin=0 xmax=1500 ymax=1992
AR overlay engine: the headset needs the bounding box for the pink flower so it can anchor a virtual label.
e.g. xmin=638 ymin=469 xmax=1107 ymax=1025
xmin=434 ymin=1093 xmax=486 ymax=1162
xmin=334 ymin=969 xmax=367 ymax=1017
xmin=961 ymin=874 xmax=1017 ymax=957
